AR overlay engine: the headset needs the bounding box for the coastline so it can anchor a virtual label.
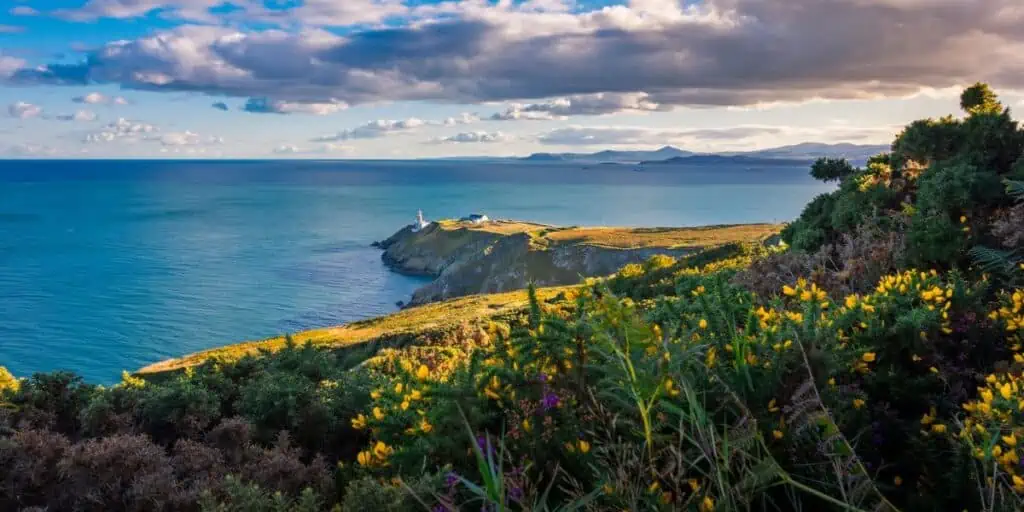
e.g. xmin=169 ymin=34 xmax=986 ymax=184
xmin=135 ymin=219 xmax=781 ymax=377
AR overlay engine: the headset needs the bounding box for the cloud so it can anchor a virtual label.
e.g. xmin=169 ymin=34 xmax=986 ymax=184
xmin=0 ymin=25 xmax=25 ymax=34
xmin=242 ymin=97 xmax=348 ymax=115
xmin=313 ymin=118 xmax=427 ymax=141
xmin=491 ymin=93 xmax=667 ymax=120
xmin=8 ymin=101 xmax=42 ymax=119
xmin=433 ymin=131 xmax=509 ymax=144
xmin=56 ymin=110 xmax=98 ymax=122
xmin=313 ymin=112 xmax=481 ymax=142
xmin=442 ymin=113 xmax=480 ymax=126
xmin=272 ymin=143 xmax=352 ymax=155
xmin=11 ymin=0 xmax=1024 ymax=109
xmin=0 ymin=56 xmax=25 ymax=80
xmin=3 ymin=143 xmax=59 ymax=157
xmin=536 ymin=124 xmax=896 ymax=147
xmin=55 ymin=0 xmax=409 ymax=25
xmin=54 ymin=0 xmax=224 ymax=22
xmin=73 ymin=92 xmax=128 ymax=105
xmin=490 ymin=106 xmax=566 ymax=121
xmin=84 ymin=117 xmax=157 ymax=143
xmin=158 ymin=131 xmax=224 ymax=146
xmin=9 ymin=6 xmax=38 ymax=16
xmin=212 ymin=102 xmax=229 ymax=111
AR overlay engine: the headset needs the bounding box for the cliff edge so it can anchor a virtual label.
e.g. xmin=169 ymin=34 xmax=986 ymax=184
xmin=377 ymin=219 xmax=781 ymax=306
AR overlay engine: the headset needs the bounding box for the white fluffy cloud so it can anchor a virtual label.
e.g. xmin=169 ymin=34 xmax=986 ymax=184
xmin=8 ymin=101 xmax=42 ymax=119
xmin=84 ymin=117 xmax=157 ymax=143
xmin=73 ymin=92 xmax=128 ymax=105
xmin=313 ymin=118 xmax=428 ymax=141
xmin=56 ymin=0 xmax=409 ymax=25
xmin=56 ymin=110 xmax=98 ymax=122
xmin=158 ymin=131 xmax=223 ymax=146
xmin=2 ymin=143 xmax=60 ymax=156
xmin=442 ymin=113 xmax=481 ymax=125
xmin=13 ymin=0 xmax=1024 ymax=108
xmin=434 ymin=131 xmax=509 ymax=143
xmin=0 ymin=56 xmax=25 ymax=80
xmin=272 ymin=143 xmax=352 ymax=155
xmin=313 ymin=112 xmax=483 ymax=142
xmin=491 ymin=93 xmax=666 ymax=120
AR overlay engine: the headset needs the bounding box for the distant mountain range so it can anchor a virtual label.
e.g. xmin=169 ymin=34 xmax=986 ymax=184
xmin=518 ymin=142 xmax=889 ymax=166
xmin=522 ymin=146 xmax=692 ymax=163
xmin=639 ymin=154 xmax=813 ymax=167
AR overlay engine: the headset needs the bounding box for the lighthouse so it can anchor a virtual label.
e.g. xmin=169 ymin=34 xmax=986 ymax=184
xmin=413 ymin=209 xmax=430 ymax=231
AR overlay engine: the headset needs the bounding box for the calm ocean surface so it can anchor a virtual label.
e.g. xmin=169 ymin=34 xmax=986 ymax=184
xmin=0 ymin=159 xmax=832 ymax=383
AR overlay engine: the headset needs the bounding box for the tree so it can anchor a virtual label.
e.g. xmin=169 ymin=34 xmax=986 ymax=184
xmin=960 ymin=82 xmax=1002 ymax=115
xmin=809 ymin=157 xmax=856 ymax=183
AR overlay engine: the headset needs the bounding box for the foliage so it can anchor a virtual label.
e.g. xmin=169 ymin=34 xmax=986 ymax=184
xmin=4 ymin=83 xmax=1024 ymax=511
xmin=783 ymin=83 xmax=1023 ymax=275
xmin=0 ymin=367 xmax=18 ymax=395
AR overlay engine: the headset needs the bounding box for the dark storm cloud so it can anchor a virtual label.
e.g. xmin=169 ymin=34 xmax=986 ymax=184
xmin=7 ymin=0 xmax=1024 ymax=107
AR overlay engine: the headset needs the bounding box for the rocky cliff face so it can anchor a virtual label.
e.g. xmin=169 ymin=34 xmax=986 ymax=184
xmin=376 ymin=220 xmax=699 ymax=306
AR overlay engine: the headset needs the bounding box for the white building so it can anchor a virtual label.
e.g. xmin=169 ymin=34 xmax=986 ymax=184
xmin=413 ymin=209 xmax=430 ymax=231
xmin=464 ymin=213 xmax=489 ymax=224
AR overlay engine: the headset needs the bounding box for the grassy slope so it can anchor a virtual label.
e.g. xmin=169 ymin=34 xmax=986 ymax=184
xmin=433 ymin=219 xmax=782 ymax=250
xmin=137 ymin=285 xmax=576 ymax=377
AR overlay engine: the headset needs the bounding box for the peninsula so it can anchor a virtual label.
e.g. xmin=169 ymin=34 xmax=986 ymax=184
xmin=375 ymin=217 xmax=781 ymax=306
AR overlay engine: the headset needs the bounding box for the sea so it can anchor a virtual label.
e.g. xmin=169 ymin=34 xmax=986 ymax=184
xmin=0 ymin=159 xmax=833 ymax=384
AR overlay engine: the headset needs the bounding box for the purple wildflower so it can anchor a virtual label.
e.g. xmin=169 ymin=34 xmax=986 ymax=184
xmin=509 ymin=486 xmax=524 ymax=502
xmin=541 ymin=391 xmax=560 ymax=411
xmin=445 ymin=471 xmax=460 ymax=489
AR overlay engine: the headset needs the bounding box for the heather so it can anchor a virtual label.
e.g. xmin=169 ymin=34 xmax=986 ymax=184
xmin=3 ymin=84 xmax=1024 ymax=511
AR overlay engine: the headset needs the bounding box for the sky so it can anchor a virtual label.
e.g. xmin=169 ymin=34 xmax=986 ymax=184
xmin=1 ymin=0 xmax=1022 ymax=159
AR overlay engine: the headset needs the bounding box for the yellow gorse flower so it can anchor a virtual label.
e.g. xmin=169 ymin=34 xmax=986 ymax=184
xmin=351 ymin=414 xmax=367 ymax=430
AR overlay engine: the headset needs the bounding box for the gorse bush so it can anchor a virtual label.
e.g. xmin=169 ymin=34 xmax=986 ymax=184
xmin=0 ymin=367 xmax=18 ymax=395
xmin=782 ymin=83 xmax=1024 ymax=272
xmin=2 ymin=84 xmax=1024 ymax=511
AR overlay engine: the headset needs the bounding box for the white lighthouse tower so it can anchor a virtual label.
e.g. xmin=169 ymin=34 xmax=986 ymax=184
xmin=413 ymin=209 xmax=430 ymax=231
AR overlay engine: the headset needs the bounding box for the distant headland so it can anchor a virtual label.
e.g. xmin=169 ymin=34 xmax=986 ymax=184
xmin=374 ymin=214 xmax=781 ymax=306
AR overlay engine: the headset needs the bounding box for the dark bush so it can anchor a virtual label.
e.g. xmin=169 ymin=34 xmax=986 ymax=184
xmin=0 ymin=429 xmax=70 ymax=510
xmin=8 ymin=372 xmax=96 ymax=434
xmin=137 ymin=375 xmax=223 ymax=443
xmin=171 ymin=439 xmax=228 ymax=506
xmin=238 ymin=432 xmax=335 ymax=502
xmin=57 ymin=434 xmax=178 ymax=511
xmin=236 ymin=371 xmax=331 ymax=450
xmin=198 ymin=476 xmax=323 ymax=512
xmin=79 ymin=384 xmax=142 ymax=437
xmin=206 ymin=417 xmax=253 ymax=466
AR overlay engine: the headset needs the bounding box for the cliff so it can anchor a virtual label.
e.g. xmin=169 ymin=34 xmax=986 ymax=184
xmin=377 ymin=219 xmax=781 ymax=306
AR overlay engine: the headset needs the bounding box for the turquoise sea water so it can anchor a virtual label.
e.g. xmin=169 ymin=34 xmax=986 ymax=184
xmin=0 ymin=159 xmax=833 ymax=383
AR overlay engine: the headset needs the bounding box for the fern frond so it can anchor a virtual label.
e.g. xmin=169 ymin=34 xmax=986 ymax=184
xmin=969 ymin=246 xmax=1020 ymax=277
